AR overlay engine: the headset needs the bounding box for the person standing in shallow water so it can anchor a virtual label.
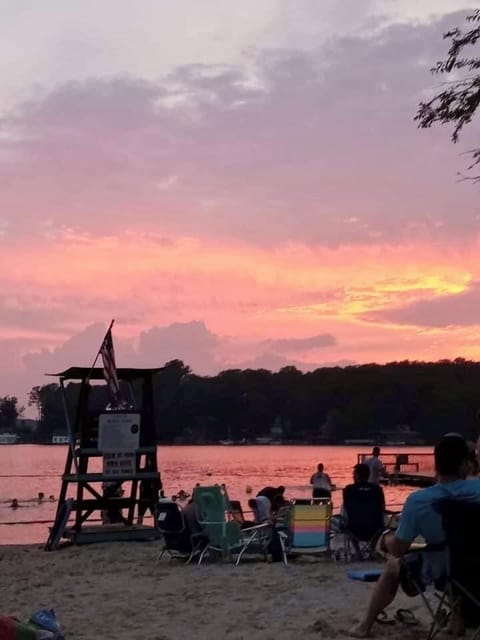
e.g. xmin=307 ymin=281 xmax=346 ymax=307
xmin=310 ymin=463 xmax=333 ymax=498
xmin=364 ymin=446 xmax=387 ymax=485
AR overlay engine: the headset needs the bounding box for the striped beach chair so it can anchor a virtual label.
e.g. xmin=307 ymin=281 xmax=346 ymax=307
xmin=279 ymin=498 xmax=332 ymax=563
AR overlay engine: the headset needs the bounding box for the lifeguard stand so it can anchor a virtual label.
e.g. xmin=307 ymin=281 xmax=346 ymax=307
xmin=46 ymin=367 xmax=163 ymax=547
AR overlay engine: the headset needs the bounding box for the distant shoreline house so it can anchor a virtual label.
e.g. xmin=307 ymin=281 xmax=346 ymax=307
xmin=10 ymin=418 xmax=40 ymax=443
xmin=51 ymin=434 xmax=70 ymax=444
xmin=0 ymin=432 xmax=19 ymax=444
xmin=368 ymin=424 xmax=425 ymax=446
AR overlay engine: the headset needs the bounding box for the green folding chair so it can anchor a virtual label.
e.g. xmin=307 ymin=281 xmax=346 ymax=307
xmin=192 ymin=485 xmax=271 ymax=565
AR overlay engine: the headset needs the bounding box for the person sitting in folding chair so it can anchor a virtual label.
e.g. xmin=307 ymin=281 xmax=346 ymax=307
xmin=310 ymin=463 xmax=334 ymax=498
xmin=341 ymin=463 xmax=385 ymax=561
xmin=248 ymin=496 xmax=272 ymax=524
xmin=256 ymin=486 xmax=287 ymax=511
xmin=156 ymin=499 xmax=208 ymax=563
xmin=350 ymin=433 xmax=480 ymax=638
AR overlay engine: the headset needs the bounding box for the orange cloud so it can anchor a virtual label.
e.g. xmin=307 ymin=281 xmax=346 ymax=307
xmin=3 ymin=229 xmax=480 ymax=410
xmin=0 ymin=230 xmax=477 ymax=354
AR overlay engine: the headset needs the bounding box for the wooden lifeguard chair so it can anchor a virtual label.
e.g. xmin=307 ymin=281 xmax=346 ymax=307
xmin=46 ymin=366 xmax=163 ymax=548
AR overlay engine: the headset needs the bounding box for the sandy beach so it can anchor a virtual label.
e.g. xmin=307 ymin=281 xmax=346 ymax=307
xmin=0 ymin=542 xmax=435 ymax=640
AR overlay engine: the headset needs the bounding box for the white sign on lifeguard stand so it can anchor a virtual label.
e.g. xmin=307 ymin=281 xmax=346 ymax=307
xmin=98 ymin=413 xmax=140 ymax=476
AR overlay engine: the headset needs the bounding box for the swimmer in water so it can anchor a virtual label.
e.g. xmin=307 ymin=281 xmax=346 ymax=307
xmin=21 ymin=492 xmax=47 ymax=504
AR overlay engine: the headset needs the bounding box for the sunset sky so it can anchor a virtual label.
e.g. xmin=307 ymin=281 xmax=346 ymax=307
xmin=2 ymin=1 xmax=480 ymax=409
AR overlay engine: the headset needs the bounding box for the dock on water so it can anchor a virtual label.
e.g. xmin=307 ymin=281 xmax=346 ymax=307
xmin=357 ymin=451 xmax=435 ymax=488
xmin=386 ymin=471 xmax=435 ymax=488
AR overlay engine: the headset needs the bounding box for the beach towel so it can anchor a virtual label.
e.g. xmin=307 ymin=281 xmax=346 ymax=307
xmin=0 ymin=617 xmax=16 ymax=640
xmin=347 ymin=569 xmax=382 ymax=582
xmin=0 ymin=616 xmax=51 ymax=640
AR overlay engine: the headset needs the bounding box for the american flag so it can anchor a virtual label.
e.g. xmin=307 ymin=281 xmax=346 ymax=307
xmin=100 ymin=327 xmax=121 ymax=406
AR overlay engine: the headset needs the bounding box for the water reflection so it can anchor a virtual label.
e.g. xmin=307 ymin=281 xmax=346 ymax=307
xmin=0 ymin=444 xmax=432 ymax=544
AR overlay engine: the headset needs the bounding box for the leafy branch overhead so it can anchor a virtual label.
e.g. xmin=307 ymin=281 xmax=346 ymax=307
xmin=415 ymin=10 xmax=480 ymax=178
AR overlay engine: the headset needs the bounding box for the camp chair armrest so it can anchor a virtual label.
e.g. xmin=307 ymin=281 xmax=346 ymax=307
xmin=241 ymin=523 xmax=271 ymax=532
xmin=407 ymin=541 xmax=446 ymax=554
xmin=190 ymin=531 xmax=207 ymax=540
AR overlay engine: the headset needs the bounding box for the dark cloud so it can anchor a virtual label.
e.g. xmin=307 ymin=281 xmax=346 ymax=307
xmin=1 ymin=11 xmax=478 ymax=248
xmin=0 ymin=333 xmax=95 ymax=410
xmin=22 ymin=323 xmax=136 ymax=375
xmin=137 ymin=321 xmax=220 ymax=373
xmin=232 ymin=352 xmax=354 ymax=372
xmin=1 ymin=321 xmax=343 ymax=410
xmin=261 ymin=334 xmax=336 ymax=352
xmin=363 ymin=282 xmax=480 ymax=328
xmin=231 ymin=352 xmax=320 ymax=372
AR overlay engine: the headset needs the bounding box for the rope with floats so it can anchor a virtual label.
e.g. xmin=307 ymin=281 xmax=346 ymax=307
xmin=0 ymin=474 xmax=61 ymax=478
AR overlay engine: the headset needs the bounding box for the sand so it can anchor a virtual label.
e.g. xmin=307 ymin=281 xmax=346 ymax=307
xmin=0 ymin=543 xmax=435 ymax=640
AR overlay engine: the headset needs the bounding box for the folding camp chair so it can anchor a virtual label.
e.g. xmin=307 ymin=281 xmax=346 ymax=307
xmin=229 ymin=499 xmax=256 ymax=528
xmin=274 ymin=504 xmax=292 ymax=565
xmin=341 ymin=483 xmax=386 ymax=561
xmin=192 ymin=485 xmax=271 ymax=565
xmin=274 ymin=504 xmax=292 ymax=531
xmin=277 ymin=498 xmax=332 ymax=565
xmin=229 ymin=499 xmax=246 ymax=525
xmin=409 ymin=500 xmax=480 ymax=640
xmin=155 ymin=500 xmax=206 ymax=564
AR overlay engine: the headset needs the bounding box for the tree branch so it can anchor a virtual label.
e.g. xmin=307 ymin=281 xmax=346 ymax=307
xmin=414 ymin=10 xmax=480 ymax=183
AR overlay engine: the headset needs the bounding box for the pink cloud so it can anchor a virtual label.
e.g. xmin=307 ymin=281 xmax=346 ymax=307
xmin=363 ymin=282 xmax=480 ymax=328
xmin=0 ymin=11 xmax=478 ymax=250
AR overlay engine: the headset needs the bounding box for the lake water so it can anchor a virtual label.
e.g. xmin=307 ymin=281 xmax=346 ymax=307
xmin=0 ymin=444 xmax=433 ymax=545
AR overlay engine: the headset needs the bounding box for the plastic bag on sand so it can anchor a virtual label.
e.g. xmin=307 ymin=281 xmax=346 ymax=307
xmin=30 ymin=609 xmax=64 ymax=640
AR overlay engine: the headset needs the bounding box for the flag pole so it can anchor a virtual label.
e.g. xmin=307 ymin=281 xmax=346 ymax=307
xmin=86 ymin=319 xmax=115 ymax=384
xmin=67 ymin=319 xmax=116 ymax=474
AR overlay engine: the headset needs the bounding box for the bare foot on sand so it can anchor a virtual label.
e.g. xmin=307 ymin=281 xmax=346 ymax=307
xmin=348 ymin=624 xmax=372 ymax=638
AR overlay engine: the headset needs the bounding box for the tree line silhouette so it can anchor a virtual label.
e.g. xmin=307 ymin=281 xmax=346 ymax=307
xmin=2 ymin=358 xmax=478 ymax=445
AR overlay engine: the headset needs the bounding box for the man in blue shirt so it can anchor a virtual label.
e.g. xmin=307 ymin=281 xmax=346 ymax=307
xmin=350 ymin=433 xmax=480 ymax=638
